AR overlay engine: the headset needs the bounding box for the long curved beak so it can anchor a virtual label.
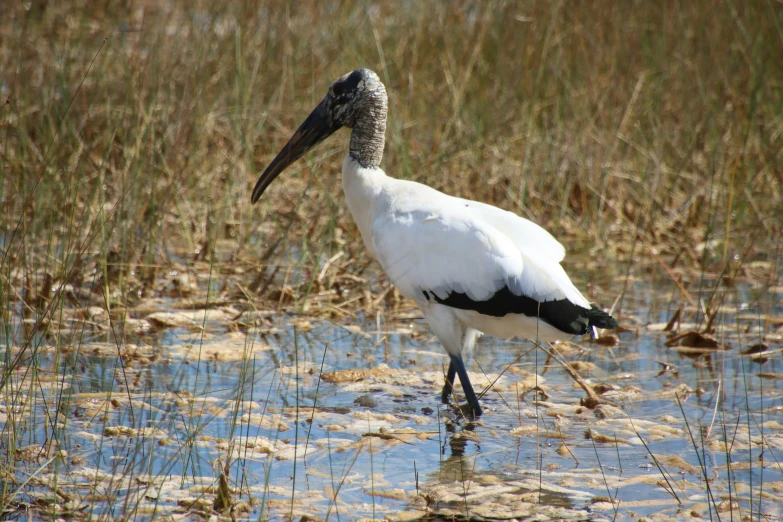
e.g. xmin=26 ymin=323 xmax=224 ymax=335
xmin=251 ymin=96 xmax=340 ymax=203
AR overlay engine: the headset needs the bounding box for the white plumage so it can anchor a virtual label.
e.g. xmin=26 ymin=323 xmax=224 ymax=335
xmin=367 ymin=168 xmax=583 ymax=329
xmin=252 ymin=69 xmax=616 ymax=417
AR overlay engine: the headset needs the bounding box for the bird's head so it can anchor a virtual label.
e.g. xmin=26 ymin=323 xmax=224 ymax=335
xmin=250 ymin=68 xmax=385 ymax=203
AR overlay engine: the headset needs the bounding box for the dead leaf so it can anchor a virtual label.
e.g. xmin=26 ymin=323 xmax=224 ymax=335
xmin=569 ymin=361 xmax=597 ymax=373
xmin=322 ymin=367 xmax=386 ymax=383
xmin=671 ymin=345 xmax=724 ymax=356
xmin=584 ymin=429 xmax=628 ymax=444
xmin=655 ymin=361 xmax=680 ymax=377
xmin=591 ymin=383 xmax=616 ymax=395
xmin=290 ymin=318 xmax=313 ymax=331
xmin=758 ymin=373 xmax=783 ymax=380
xmin=146 ymin=310 xmax=227 ymax=328
xmin=653 ymin=454 xmax=698 ymax=474
xmin=742 ymin=343 xmax=768 ymax=355
xmin=741 ymin=344 xmax=782 ymax=362
xmin=593 ymin=335 xmax=618 ymax=346
xmin=665 ymin=331 xmax=728 ymax=349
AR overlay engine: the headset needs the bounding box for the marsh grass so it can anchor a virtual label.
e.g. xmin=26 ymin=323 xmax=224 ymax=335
xmin=1 ymin=0 xmax=782 ymax=520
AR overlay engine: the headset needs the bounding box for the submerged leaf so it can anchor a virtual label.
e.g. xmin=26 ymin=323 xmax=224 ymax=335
xmin=665 ymin=331 xmax=728 ymax=349
xmin=653 ymin=454 xmax=699 ymax=474
xmin=741 ymin=343 xmax=782 ymax=362
xmin=671 ymin=345 xmax=724 ymax=356
xmin=742 ymin=343 xmax=769 ymax=355
xmin=146 ymin=310 xmax=227 ymax=328
xmin=584 ymin=429 xmax=628 ymax=444
xmin=322 ymin=366 xmax=390 ymax=383
xmin=593 ymin=334 xmax=618 ymax=346
xmin=758 ymin=373 xmax=783 ymax=380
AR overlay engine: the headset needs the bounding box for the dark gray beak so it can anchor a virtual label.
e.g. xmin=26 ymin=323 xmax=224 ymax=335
xmin=251 ymin=96 xmax=340 ymax=203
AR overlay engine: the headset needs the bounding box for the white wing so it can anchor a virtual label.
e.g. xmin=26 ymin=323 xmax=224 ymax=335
xmin=459 ymin=199 xmax=566 ymax=263
xmin=370 ymin=183 xmax=589 ymax=309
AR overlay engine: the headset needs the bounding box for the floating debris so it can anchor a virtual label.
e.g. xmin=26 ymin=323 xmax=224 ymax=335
xmin=665 ymin=331 xmax=729 ymax=350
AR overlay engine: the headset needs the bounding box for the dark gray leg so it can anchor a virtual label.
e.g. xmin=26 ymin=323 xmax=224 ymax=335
xmin=441 ymin=360 xmax=457 ymax=403
xmin=448 ymin=354 xmax=482 ymax=418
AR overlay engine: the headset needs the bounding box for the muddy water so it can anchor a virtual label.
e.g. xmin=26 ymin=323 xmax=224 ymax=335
xmin=4 ymin=269 xmax=783 ymax=521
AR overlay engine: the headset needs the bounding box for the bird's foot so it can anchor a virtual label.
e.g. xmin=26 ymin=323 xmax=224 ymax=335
xmin=440 ymin=381 xmax=454 ymax=404
xmin=450 ymin=399 xmax=482 ymax=419
xmin=464 ymin=401 xmax=482 ymax=419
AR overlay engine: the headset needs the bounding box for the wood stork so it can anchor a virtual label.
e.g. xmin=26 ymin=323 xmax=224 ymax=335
xmin=251 ymin=69 xmax=617 ymax=418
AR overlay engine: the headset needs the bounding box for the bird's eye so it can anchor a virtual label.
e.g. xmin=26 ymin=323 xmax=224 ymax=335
xmin=331 ymin=82 xmax=346 ymax=98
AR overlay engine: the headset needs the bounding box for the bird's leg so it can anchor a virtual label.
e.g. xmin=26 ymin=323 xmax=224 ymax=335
xmin=449 ymin=354 xmax=482 ymax=418
xmin=441 ymin=360 xmax=457 ymax=403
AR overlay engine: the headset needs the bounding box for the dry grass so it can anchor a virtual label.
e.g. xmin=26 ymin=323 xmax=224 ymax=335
xmin=1 ymin=1 xmax=782 ymax=519
xmin=2 ymin=1 xmax=781 ymax=280
xmin=2 ymin=0 xmax=781 ymax=361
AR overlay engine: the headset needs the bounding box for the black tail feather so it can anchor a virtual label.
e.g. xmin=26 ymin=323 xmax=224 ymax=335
xmin=427 ymin=285 xmax=619 ymax=337
xmin=587 ymin=305 xmax=618 ymax=330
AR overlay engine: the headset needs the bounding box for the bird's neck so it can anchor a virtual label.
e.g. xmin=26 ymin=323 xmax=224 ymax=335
xmin=349 ymin=89 xmax=387 ymax=169
xmin=341 ymin=156 xmax=386 ymax=259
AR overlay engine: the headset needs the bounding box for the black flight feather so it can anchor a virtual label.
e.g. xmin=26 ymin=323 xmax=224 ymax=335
xmin=422 ymin=286 xmax=618 ymax=336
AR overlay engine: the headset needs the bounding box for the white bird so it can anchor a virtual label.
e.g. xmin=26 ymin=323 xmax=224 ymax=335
xmin=251 ymin=69 xmax=617 ymax=417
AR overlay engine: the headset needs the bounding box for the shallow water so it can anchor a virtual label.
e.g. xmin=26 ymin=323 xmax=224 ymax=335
xmin=3 ymin=266 xmax=783 ymax=521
